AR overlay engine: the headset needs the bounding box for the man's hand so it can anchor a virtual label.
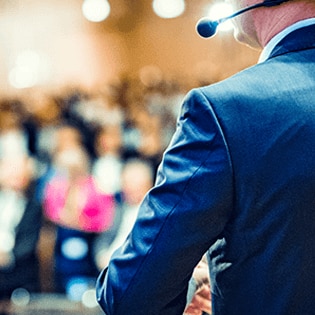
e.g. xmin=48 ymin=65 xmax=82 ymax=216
xmin=184 ymin=284 xmax=212 ymax=315
xmin=184 ymin=258 xmax=212 ymax=315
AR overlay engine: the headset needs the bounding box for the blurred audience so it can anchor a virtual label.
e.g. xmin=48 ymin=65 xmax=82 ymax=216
xmin=0 ymin=74 xmax=183 ymax=302
xmin=0 ymin=154 xmax=42 ymax=300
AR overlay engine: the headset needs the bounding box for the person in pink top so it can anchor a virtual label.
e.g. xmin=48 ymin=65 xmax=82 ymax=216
xmin=43 ymin=146 xmax=116 ymax=300
xmin=44 ymin=170 xmax=115 ymax=233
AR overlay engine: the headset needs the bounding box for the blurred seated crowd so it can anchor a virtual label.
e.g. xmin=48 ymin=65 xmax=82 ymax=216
xmin=0 ymin=75 xmax=186 ymax=306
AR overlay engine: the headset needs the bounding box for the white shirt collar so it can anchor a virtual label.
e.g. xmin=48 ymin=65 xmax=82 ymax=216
xmin=258 ymin=18 xmax=315 ymax=63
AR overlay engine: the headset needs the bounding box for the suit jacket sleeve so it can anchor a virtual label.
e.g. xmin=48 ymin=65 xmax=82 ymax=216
xmin=96 ymin=88 xmax=234 ymax=315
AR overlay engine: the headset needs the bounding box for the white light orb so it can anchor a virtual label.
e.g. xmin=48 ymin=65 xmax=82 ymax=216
xmin=82 ymin=0 xmax=111 ymax=22
xmin=152 ymin=0 xmax=185 ymax=19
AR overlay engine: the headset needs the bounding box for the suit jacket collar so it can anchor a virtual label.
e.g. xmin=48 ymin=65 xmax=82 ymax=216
xmin=268 ymin=24 xmax=315 ymax=60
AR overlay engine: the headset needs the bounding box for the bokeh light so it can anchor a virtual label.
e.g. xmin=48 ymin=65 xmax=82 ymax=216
xmin=82 ymin=0 xmax=111 ymax=22
xmin=152 ymin=0 xmax=185 ymax=19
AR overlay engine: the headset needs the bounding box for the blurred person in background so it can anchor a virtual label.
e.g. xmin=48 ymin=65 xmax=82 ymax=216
xmin=0 ymin=154 xmax=42 ymax=301
xmin=134 ymin=108 xmax=164 ymax=173
xmin=63 ymin=90 xmax=124 ymax=160
xmin=27 ymin=92 xmax=64 ymax=167
xmin=0 ymin=98 xmax=37 ymax=159
xmin=94 ymin=158 xmax=154 ymax=271
xmin=123 ymin=106 xmax=164 ymax=175
xmin=43 ymin=145 xmax=116 ymax=301
xmin=35 ymin=123 xmax=85 ymax=203
xmin=92 ymin=123 xmax=124 ymax=197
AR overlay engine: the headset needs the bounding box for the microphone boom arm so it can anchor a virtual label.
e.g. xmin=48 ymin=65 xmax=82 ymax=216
xmin=217 ymin=2 xmax=267 ymax=24
xmin=196 ymin=0 xmax=291 ymax=38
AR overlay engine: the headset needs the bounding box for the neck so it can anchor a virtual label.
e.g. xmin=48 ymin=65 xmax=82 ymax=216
xmin=254 ymin=1 xmax=315 ymax=47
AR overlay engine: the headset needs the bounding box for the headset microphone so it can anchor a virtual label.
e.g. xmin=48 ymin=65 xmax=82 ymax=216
xmin=196 ymin=0 xmax=290 ymax=38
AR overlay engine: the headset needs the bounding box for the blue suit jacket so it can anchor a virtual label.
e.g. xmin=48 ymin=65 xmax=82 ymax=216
xmin=97 ymin=24 xmax=315 ymax=315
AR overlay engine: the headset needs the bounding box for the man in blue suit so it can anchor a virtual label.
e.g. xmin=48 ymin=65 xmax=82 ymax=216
xmin=96 ymin=0 xmax=315 ymax=313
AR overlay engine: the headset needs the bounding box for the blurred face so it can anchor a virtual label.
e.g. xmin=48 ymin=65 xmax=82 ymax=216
xmin=55 ymin=126 xmax=82 ymax=152
xmin=96 ymin=125 xmax=122 ymax=156
xmin=229 ymin=0 xmax=261 ymax=48
xmin=0 ymin=156 xmax=33 ymax=191
xmin=54 ymin=148 xmax=90 ymax=180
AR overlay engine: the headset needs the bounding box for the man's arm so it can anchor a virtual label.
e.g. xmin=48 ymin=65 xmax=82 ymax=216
xmin=96 ymin=89 xmax=234 ymax=315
